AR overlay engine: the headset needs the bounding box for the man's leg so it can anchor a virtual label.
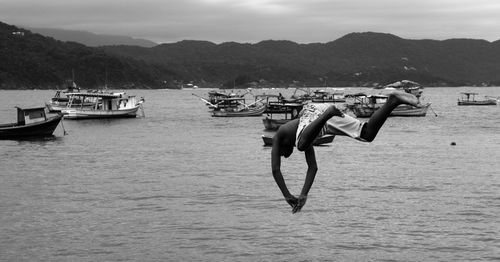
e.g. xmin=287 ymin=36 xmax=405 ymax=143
xmin=296 ymin=105 xmax=344 ymax=151
xmin=360 ymin=92 xmax=418 ymax=142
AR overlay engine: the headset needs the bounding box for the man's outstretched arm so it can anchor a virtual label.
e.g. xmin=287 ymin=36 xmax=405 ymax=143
xmin=293 ymin=146 xmax=318 ymax=213
xmin=271 ymin=138 xmax=298 ymax=208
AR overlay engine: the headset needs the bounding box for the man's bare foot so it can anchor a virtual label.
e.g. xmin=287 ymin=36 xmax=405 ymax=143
xmin=389 ymin=91 xmax=419 ymax=106
xmin=325 ymin=104 xmax=345 ymax=118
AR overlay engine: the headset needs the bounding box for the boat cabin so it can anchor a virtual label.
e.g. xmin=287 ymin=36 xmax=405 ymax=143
xmin=311 ymin=89 xmax=346 ymax=103
xmin=459 ymin=92 xmax=479 ymax=102
xmin=16 ymin=107 xmax=47 ymax=125
xmin=345 ymin=93 xmax=387 ymax=106
xmin=66 ymin=92 xmax=140 ymax=111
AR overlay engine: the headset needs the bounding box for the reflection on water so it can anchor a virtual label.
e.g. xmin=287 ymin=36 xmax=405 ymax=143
xmin=0 ymin=87 xmax=499 ymax=261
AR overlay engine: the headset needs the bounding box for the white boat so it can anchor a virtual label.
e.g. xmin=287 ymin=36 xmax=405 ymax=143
xmin=457 ymin=92 xmax=497 ymax=106
xmin=61 ymin=92 xmax=145 ymax=119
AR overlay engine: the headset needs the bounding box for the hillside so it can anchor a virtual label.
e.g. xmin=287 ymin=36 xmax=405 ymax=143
xmin=27 ymin=27 xmax=158 ymax=48
xmin=2 ymin=21 xmax=500 ymax=89
xmin=0 ymin=22 xmax=178 ymax=89
xmin=103 ymin=32 xmax=500 ymax=87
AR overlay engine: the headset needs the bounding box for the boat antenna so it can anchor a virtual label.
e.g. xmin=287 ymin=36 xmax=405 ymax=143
xmin=429 ymin=105 xmax=438 ymax=117
xmin=104 ymin=67 xmax=108 ymax=90
xmin=60 ymin=117 xmax=68 ymax=135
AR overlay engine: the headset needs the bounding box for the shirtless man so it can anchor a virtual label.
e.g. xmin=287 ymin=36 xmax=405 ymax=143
xmin=271 ymin=91 xmax=419 ymax=213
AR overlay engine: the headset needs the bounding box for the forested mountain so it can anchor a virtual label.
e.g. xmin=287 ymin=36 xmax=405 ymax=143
xmin=2 ymin=21 xmax=500 ymax=89
xmin=27 ymin=27 xmax=157 ymax=48
xmin=0 ymin=22 xmax=178 ymax=89
xmin=103 ymin=32 xmax=500 ymax=87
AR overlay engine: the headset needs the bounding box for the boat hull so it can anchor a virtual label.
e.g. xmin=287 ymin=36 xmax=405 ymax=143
xmin=457 ymin=100 xmax=497 ymax=106
xmin=351 ymin=103 xmax=430 ymax=117
xmin=0 ymin=114 xmax=63 ymax=139
xmin=390 ymin=103 xmax=431 ymax=117
xmin=212 ymin=105 xmax=267 ymax=117
xmin=62 ymin=106 xmax=140 ymax=119
xmin=46 ymin=102 xmax=95 ymax=112
xmin=262 ymin=134 xmax=335 ymax=146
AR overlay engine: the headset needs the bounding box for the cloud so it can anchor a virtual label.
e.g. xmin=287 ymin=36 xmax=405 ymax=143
xmin=2 ymin=0 xmax=499 ymax=43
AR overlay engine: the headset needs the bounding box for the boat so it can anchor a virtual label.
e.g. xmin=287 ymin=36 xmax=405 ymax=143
xmin=261 ymin=97 xmax=304 ymax=130
xmin=0 ymin=107 xmax=63 ymax=139
xmin=61 ymin=92 xmax=145 ymax=119
xmin=390 ymin=103 xmax=431 ymax=117
xmin=346 ymin=93 xmax=430 ymax=117
xmin=382 ymin=80 xmax=423 ymax=97
xmin=345 ymin=93 xmax=386 ymax=118
xmin=457 ymin=92 xmax=497 ymax=106
xmin=193 ymin=90 xmax=252 ymax=110
xmin=46 ymin=91 xmax=96 ymax=112
xmin=262 ymin=103 xmax=303 ymax=130
xmin=311 ymin=89 xmax=346 ymax=103
xmin=211 ymin=96 xmax=267 ymax=117
xmin=262 ymin=134 xmax=335 ymax=146
xmin=45 ymin=78 xmax=99 ymax=112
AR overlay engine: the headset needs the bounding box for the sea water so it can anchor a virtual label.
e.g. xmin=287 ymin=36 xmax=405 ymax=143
xmin=0 ymin=87 xmax=499 ymax=261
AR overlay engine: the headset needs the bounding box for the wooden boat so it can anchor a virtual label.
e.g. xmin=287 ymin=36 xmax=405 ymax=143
xmin=193 ymin=90 xmax=251 ymax=110
xmin=311 ymin=89 xmax=346 ymax=103
xmin=61 ymin=92 xmax=145 ymax=119
xmin=390 ymin=103 xmax=431 ymax=117
xmin=45 ymin=79 xmax=95 ymax=112
xmin=262 ymin=134 xmax=335 ymax=146
xmin=211 ymin=97 xmax=267 ymax=117
xmin=346 ymin=93 xmax=430 ymax=117
xmin=46 ymin=92 xmax=96 ymax=112
xmin=457 ymin=92 xmax=497 ymax=106
xmin=345 ymin=93 xmax=386 ymax=118
xmin=382 ymin=80 xmax=423 ymax=97
xmin=0 ymin=107 xmax=63 ymax=139
xmin=262 ymin=102 xmax=303 ymax=130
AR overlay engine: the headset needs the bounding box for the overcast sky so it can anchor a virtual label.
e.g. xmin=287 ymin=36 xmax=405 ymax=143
xmin=2 ymin=0 xmax=499 ymax=44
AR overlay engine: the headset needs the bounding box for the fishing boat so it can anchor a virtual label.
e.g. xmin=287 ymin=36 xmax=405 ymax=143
xmin=262 ymin=100 xmax=303 ymax=130
xmin=311 ymin=89 xmax=346 ymax=103
xmin=46 ymin=91 xmax=96 ymax=112
xmin=345 ymin=93 xmax=386 ymax=118
xmin=0 ymin=107 xmax=63 ymax=139
xmin=193 ymin=90 xmax=252 ymax=110
xmin=262 ymin=134 xmax=335 ymax=146
xmin=457 ymin=92 xmax=497 ymax=106
xmin=346 ymin=93 xmax=430 ymax=117
xmin=61 ymin=92 xmax=145 ymax=119
xmin=382 ymin=80 xmax=423 ymax=97
xmin=390 ymin=103 xmax=431 ymax=117
xmin=45 ymin=80 xmax=91 ymax=112
xmin=211 ymin=96 xmax=267 ymax=117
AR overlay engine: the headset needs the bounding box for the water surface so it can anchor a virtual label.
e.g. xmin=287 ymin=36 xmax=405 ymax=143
xmin=0 ymin=87 xmax=499 ymax=261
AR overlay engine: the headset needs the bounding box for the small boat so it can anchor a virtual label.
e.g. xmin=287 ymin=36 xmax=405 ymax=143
xmin=457 ymin=92 xmax=497 ymax=106
xmin=211 ymin=97 xmax=267 ymax=117
xmin=262 ymin=134 xmax=335 ymax=146
xmin=61 ymin=92 xmax=145 ymax=119
xmin=193 ymin=90 xmax=251 ymax=110
xmin=46 ymin=92 xmax=96 ymax=112
xmin=382 ymin=80 xmax=423 ymax=97
xmin=45 ymin=79 xmax=96 ymax=112
xmin=390 ymin=103 xmax=431 ymax=117
xmin=345 ymin=93 xmax=386 ymax=118
xmin=346 ymin=92 xmax=430 ymax=117
xmin=0 ymin=107 xmax=63 ymax=139
xmin=262 ymin=101 xmax=304 ymax=130
xmin=311 ymin=89 xmax=346 ymax=103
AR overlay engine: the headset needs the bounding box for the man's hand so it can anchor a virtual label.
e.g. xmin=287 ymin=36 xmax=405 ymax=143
xmin=285 ymin=195 xmax=298 ymax=208
xmin=292 ymin=194 xmax=307 ymax=213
